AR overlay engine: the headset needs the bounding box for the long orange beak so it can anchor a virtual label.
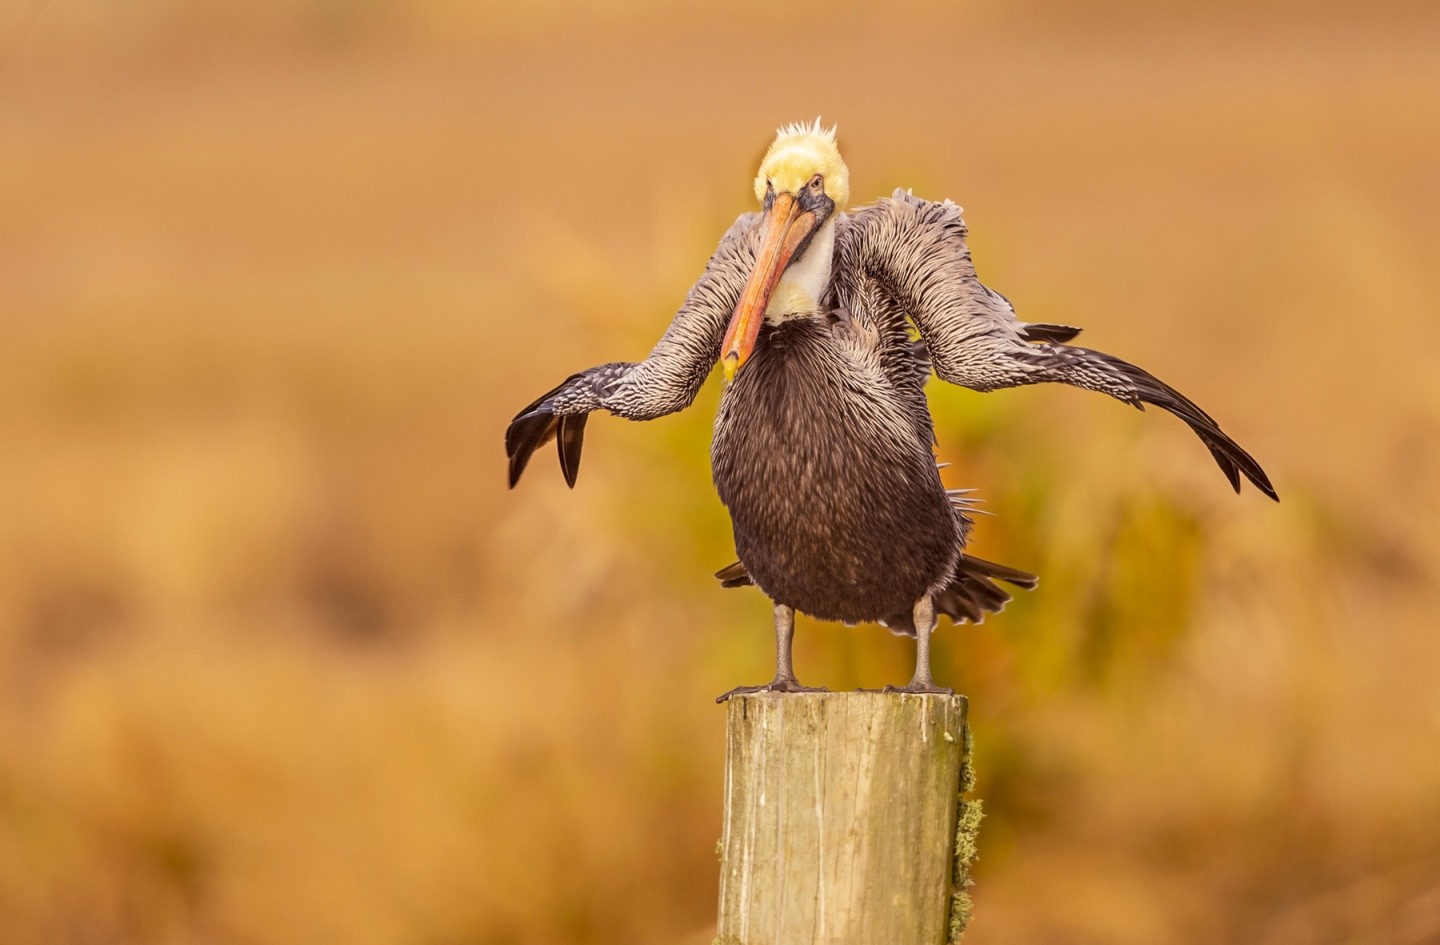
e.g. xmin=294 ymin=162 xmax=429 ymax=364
xmin=720 ymin=192 xmax=820 ymax=382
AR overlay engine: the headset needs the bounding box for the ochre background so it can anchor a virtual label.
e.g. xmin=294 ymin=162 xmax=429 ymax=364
xmin=2 ymin=2 xmax=1438 ymax=943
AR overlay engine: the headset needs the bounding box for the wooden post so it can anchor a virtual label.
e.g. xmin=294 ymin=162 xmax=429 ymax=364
xmin=716 ymin=692 xmax=981 ymax=945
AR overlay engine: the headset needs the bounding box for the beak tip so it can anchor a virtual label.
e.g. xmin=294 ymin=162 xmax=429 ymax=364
xmin=721 ymin=353 xmax=739 ymax=384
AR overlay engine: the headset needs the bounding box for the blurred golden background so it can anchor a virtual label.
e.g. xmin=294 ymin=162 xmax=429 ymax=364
xmin=2 ymin=1 xmax=1439 ymax=942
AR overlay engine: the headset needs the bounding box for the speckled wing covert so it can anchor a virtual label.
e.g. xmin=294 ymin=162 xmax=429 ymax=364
xmin=505 ymin=213 xmax=761 ymax=488
xmin=834 ymin=190 xmax=1278 ymax=500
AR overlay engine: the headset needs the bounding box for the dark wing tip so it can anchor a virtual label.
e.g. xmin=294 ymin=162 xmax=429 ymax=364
xmin=1207 ymin=442 xmax=1243 ymax=493
xmin=1085 ymin=348 xmax=1278 ymax=502
xmin=1190 ymin=420 xmax=1277 ymax=500
xmin=506 ymin=369 xmax=600 ymax=489
xmin=505 ymin=409 xmax=559 ymax=489
xmin=557 ymin=413 xmax=589 ymax=489
xmin=1251 ymin=463 xmax=1280 ymax=501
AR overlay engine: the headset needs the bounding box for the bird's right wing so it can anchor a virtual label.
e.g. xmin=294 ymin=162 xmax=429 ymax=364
xmin=835 ymin=191 xmax=1276 ymax=500
xmin=506 ymin=212 xmax=760 ymax=488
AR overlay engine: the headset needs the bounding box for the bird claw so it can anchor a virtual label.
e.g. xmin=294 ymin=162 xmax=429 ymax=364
xmin=716 ymin=677 xmax=830 ymax=703
xmin=882 ymin=681 xmax=956 ymax=696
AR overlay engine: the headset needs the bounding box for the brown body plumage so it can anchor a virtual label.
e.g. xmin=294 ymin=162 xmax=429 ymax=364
xmin=713 ymin=316 xmax=962 ymax=625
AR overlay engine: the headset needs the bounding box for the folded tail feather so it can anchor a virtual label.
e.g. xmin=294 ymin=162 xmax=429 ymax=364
xmin=714 ymin=560 xmax=751 ymax=589
xmin=880 ymin=554 xmax=1038 ymax=636
xmin=713 ymin=553 xmax=1038 ymax=637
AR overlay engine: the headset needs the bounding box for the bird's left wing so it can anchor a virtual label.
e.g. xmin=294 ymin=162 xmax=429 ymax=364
xmin=506 ymin=212 xmax=760 ymax=488
xmin=834 ymin=190 xmax=1277 ymax=500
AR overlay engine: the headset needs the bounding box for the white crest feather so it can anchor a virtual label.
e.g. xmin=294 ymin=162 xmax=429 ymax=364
xmin=754 ymin=118 xmax=851 ymax=210
xmin=775 ymin=117 xmax=836 ymax=142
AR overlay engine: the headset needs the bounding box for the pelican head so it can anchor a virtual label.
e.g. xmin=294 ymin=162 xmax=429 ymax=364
xmin=722 ymin=119 xmax=850 ymax=380
xmin=752 ymin=119 xmax=851 ymax=211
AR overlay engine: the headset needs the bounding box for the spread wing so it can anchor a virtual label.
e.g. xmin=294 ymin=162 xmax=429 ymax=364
xmin=834 ymin=190 xmax=1277 ymax=500
xmin=506 ymin=212 xmax=760 ymax=488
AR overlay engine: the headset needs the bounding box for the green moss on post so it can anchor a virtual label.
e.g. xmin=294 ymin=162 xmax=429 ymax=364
xmin=948 ymin=718 xmax=983 ymax=943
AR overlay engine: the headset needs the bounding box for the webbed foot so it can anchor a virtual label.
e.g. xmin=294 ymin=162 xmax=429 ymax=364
xmin=716 ymin=677 xmax=829 ymax=703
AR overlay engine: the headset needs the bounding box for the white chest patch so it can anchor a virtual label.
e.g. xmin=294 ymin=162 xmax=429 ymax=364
xmin=765 ymin=218 xmax=837 ymax=323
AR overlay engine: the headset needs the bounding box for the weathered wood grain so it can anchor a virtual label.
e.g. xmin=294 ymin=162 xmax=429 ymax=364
xmin=716 ymin=692 xmax=975 ymax=945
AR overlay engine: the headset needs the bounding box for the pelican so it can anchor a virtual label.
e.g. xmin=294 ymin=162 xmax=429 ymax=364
xmin=506 ymin=120 xmax=1276 ymax=700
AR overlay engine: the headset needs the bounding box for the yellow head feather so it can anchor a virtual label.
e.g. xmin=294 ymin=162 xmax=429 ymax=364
xmin=754 ymin=118 xmax=850 ymax=212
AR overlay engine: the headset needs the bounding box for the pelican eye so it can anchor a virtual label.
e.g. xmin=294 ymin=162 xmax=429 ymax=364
xmin=808 ymin=175 xmax=824 ymax=192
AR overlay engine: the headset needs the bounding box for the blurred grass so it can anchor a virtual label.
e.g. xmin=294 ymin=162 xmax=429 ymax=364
xmin=2 ymin=2 xmax=1439 ymax=943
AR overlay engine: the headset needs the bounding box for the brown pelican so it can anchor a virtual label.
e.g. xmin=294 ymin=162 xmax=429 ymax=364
xmin=506 ymin=120 xmax=1276 ymax=699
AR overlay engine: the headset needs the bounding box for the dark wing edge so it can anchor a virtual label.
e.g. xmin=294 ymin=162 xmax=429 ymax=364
xmin=556 ymin=414 xmax=589 ymax=488
xmin=1020 ymin=343 xmax=1278 ymax=501
xmin=505 ymin=371 xmax=595 ymax=489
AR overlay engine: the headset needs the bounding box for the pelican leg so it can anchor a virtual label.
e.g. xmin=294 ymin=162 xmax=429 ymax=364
xmin=886 ymin=596 xmax=955 ymax=695
xmin=716 ymin=603 xmax=828 ymax=703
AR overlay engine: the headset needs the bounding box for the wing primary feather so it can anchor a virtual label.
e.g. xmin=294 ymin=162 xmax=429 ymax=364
xmin=1020 ymin=323 xmax=1083 ymax=344
xmin=557 ymin=413 xmax=589 ymax=488
xmin=1100 ymin=351 xmax=1276 ymax=500
xmin=507 ymin=412 xmax=559 ymax=489
xmin=1025 ymin=345 xmax=1278 ymax=501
